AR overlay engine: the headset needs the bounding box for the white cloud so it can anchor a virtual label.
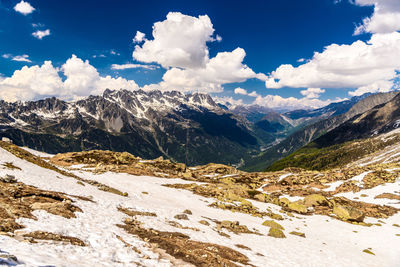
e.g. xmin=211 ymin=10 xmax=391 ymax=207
xmin=133 ymin=31 xmax=146 ymax=43
xmin=11 ymin=55 xmax=32 ymax=63
xmin=133 ymin=12 xmax=216 ymax=69
xmin=0 ymin=55 xmax=139 ymax=102
xmin=234 ymin=87 xmax=260 ymax=98
xmin=248 ymin=91 xmax=260 ymax=97
xmin=214 ymin=96 xmax=244 ymax=107
xmin=14 ymin=0 xmax=35 ymax=15
xmin=62 ymin=55 xmax=139 ymax=97
xmin=348 ymin=79 xmax=395 ymax=96
xmin=110 ymin=49 xmax=120 ymax=56
xmin=234 ymin=87 xmax=247 ymax=95
xmin=266 ymin=32 xmax=400 ymax=95
xmin=134 ymin=12 xmax=266 ymax=93
xmin=297 ymin=58 xmax=305 ymax=63
xmin=32 ymin=23 xmax=45 ymax=28
xmin=2 ymin=54 xmax=11 ymax=59
xmin=352 ymin=0 xmax=400 ymax=35
xmin=157 ymin=48 xmax=259 ymax=92
xmin=32 ymin=29 xmax=51 ymax=40
xmin=0 ymin=61 xmax=63 ymax=102
xmin=253 ymin=95 xmax=346 ymax=110
xmin=111 ymin=63 xmax=159 ymax=70
xmin=300 ymin=88 xmax=325 ymax=99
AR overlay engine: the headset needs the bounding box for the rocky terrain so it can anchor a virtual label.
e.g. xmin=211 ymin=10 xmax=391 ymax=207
xmin=0 ymin=127 xmax=399 ymax=266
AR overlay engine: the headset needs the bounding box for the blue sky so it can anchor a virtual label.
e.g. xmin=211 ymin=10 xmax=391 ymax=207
xmin=0 ymin=0 xmax=399 ymax=110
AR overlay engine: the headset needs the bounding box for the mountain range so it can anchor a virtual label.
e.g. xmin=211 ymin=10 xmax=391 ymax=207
xmin=0 ymin=88 xmax=399 ymax=170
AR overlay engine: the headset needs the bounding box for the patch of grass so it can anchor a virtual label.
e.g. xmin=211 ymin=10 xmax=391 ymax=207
xmin=266 ymin=134 xmax=400 ymax=171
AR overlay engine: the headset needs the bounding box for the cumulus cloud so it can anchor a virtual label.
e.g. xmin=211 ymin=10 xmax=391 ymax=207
xmin=157 ymin=48 xmax=258 ymax=92
xmin=111 ymin=63 xmax=159 ymax=70
xmin=32 ymin=29 xmax=51 ymax=40
xmin=352 ymin=0 xmax=400 ymax=35
xmin=348 ymin=79 xmax=395 ymax=96
xmin=0 ymin=61 xmax=63 ymax=102
xmin=0 ymin=55 xmax=139 ymax=102
xmin=14 ymin=0 xmax=35 ymax=15
xmin=234 ymin=87 xmax=247 ymax=95
xmin=134 ymin=12 xmax=265 ymax=93
xmin=133 ymin=12 xmax=216 ymax=69
xmin=300 ymin=88 xmax=325 ymax=99
xmin=253 ymin=95 xmax=346 ymax=110
xmin=266 ymin=32 xmax=400 ymax=95
xmin=133 ymin=31 xmax=146 ymax=43
xmin=234 ymin=87 xmax=260 ymax=97
xmin=214 ymin=96 xmax=244 ymax=107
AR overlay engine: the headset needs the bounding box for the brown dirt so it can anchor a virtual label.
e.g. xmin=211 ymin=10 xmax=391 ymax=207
xmin=0 ymin=179 xmax=82 ymax=233
xmin=375 ymin=193 xmax=400 ymax=201
xmin=118 ymin=207 xmax=157 ymax=217
xmin=117 ymin=217 xmax=252 ymax=267
xmin=23 ymin=231 xmax=86 ymax=246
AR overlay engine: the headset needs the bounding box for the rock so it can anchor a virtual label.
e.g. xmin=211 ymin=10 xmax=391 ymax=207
xmin=362 ymin=249 xmax=375 ymax=255
xmin=268 ymin=212 xmax=284 ymax=221
xmin=174 ymin=214 xmax=189 ymax=220
xmin=279 ymin=197 xmax=290 ymax=207
xmin=262 ymin=220 xmax=284 ymax=230
xmin=0 ymin=174 xmax=17 ymax=183
xmin=1 ymin=137 xmax=12 ymax=143
xmin=289 ymin=231 xmax=306 ymax=238
xmin=304 ymin=194 xmax=330 ymax=207
xmin=287 ymin=201 xmax=308 ymax=214
xmin=183 ymin=209 xmax=192 ymax=215
xmin=268 ymin=227 xmax=286 ymax=238
xmin=333 ymin=204 xmax=365 ymax=222
xmin=199 ymin=220 xmax=210 ymax=226
xmin=182 ymin=172 xmax=193 ymax=179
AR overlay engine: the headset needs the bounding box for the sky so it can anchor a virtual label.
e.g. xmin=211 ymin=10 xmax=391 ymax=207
xmin=0 ymin=0 xmax=399 ymax=110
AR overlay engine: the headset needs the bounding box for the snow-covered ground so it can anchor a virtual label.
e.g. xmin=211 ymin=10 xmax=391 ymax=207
xmin=1 ymin=147 xmax=400 ymax=266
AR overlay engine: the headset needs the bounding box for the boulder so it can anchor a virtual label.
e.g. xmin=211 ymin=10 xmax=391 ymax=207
xmin=304 ymin=194 xmax=330 ymax=207
xmin=262 ymin=220 xmax=284 ymax=230
xmin=268 ymin=227 xmax=286 ymax=238
xmin=287 ymin=201 xmax=308 ymax=214
xmin=333 ymin=204 xmax=365 ymax=222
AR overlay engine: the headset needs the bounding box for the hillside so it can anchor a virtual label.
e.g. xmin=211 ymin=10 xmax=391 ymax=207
xmin=0 ymin=133 xmax=400 ymax=266
xmin=243 ymin=91 xmax=399 ymax=171
xmin=268 ymin=92 xmax=400 ymax=171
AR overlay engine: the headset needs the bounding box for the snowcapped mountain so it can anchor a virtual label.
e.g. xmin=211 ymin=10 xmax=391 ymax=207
xmin=0 ymin=89 xmax=258 ymax=166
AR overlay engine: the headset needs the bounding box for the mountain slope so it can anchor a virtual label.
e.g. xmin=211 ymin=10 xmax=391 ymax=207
xmin=267 ymin=92 xmax=400 ymax=171
xmin=243 ymin=91 xmax=399 ymax=171
xmin=1 ymin=139 xmax=399 ymax=266
xmin=0 ymin=89 xmax=258 ymax=166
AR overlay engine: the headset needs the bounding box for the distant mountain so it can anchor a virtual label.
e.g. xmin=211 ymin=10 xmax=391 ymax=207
xmin=267 ymin=92 xmax=400 ymax=171
xmin=243 ymin=91 xmax=399 ymax=171
xmin=0 ymin=89 xmax=259 ymax=166
xmin=282 ymin=94 xmax=371 ymax=127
